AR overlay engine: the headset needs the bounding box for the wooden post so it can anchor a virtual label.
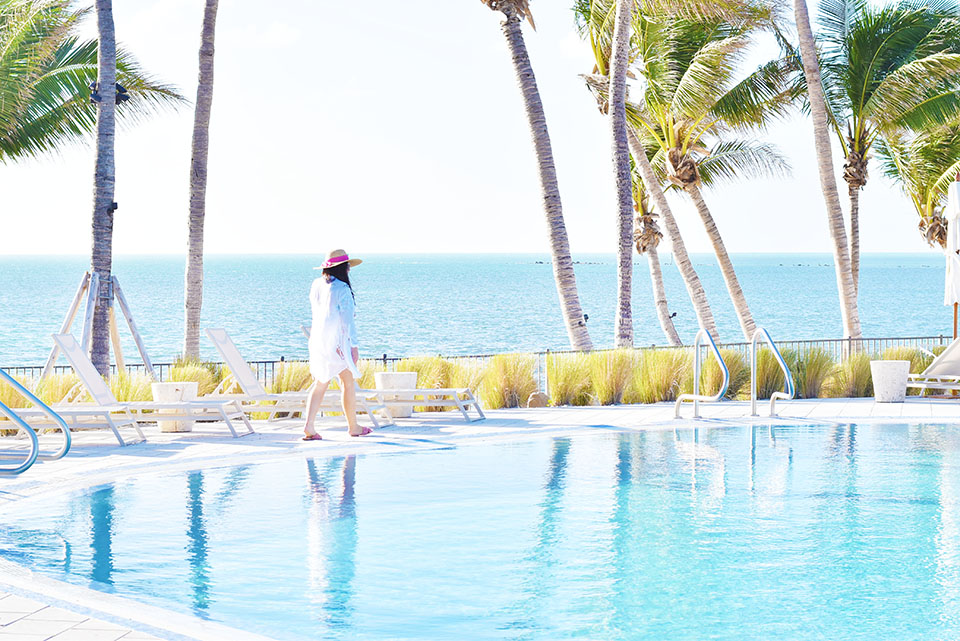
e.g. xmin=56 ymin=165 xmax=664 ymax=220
xmin=79 ymin=273 xmax=100 ymax=355
xmin=41 ymin=273 xmax=90 ymax=380
xmin=112 ymin=277 xmax=157 ymax=381
xmin=109 ymin=306 xmax=125 ymax=374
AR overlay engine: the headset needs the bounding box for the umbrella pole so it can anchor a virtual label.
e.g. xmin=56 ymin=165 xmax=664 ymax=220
xmin=955 ymin=303 xmax=958 ymax=339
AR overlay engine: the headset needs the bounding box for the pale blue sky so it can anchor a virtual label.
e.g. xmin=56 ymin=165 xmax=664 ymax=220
xmin=0 ymin=0 xmax=936 ymax=256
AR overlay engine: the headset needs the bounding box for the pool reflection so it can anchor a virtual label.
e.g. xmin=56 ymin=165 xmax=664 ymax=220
xmin=89 ymin=485 xmax=114 ymax=587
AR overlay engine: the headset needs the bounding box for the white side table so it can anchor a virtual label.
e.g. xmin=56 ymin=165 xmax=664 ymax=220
xmin=375 ymin=372 xmax=418 ymax=418
xmin=870 ymin=360 xmax=910 ymax=403
xmin=151 ymin=381 xmax=198 ymax=432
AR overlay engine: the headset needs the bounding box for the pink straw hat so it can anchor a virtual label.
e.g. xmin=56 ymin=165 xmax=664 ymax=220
xmin=314 ymin=248 xmax=362 ymax=270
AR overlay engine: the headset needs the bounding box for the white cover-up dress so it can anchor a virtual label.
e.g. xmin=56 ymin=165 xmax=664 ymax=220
xmin=308 ymin=276 xmax=361 ymax=383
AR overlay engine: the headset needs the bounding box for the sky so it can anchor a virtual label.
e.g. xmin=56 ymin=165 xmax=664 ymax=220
xmin=0 ymin=0 xmax=940 ymax=256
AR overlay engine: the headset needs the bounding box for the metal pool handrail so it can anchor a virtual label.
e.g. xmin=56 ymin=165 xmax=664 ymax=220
xmin=750 ymin=327 xmax=795 ymax=417
xmin=0 ymin=402 xmax=38 ymax=475
xmin=675 ymin=329 xmax=729 ymax=419
xmin=0 ymin=369 xmax=70 ymax=462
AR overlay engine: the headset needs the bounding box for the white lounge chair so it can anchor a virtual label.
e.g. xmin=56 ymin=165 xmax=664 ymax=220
xmin=49 ymin=333 xmax=255 ymax=440
xmin=205 ymin=328 xmax=394 ymax=429
xmin=298 ymin=325 xmax=485 ymax=422
xmin=907 ymin=339 xmax=960 ymax=393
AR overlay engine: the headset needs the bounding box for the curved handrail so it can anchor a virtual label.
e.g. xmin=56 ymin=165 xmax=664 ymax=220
xmin=675 ymin=329 xmax=729 ymax=419
xmin=0 ymin=369 xmax=70 ymax=460
xmin=750 ymin=327 xmax=795 ymax=417
xmin=0 ymin=401 xmax=39 ymax=475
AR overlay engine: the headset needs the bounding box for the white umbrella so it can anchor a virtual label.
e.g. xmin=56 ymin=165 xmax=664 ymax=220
xmin=944 ymin=181 xmax=960 ymax=337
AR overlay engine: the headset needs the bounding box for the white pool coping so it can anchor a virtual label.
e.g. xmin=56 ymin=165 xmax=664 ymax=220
xmin=1 ymin=397 xmax=959 ymax=640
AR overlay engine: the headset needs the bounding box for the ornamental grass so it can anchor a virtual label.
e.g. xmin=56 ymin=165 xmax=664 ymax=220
xmin=481 ymin=353 xmax=537 ymax=409
xmin=787 ymin=348 xmax=835 ymax=399
xmin=752 ymin=348 xmax=789 ymax=400
xmin=627 ymin=348 xmax=691 ymax=404
xmin=589 ymin=349 xmax=638 ymax=406
xmin=546 ymin=352 xmax=592 ymax=406
xmin=169 ymin=363 xmax=220 ymax=396
xmin=694 ymin=348 xmax=749 ymax=399
xmin=825 ymin=352 xmax=874 ymax=398
xmin=109 ymin=372 xmax=153 ymax=402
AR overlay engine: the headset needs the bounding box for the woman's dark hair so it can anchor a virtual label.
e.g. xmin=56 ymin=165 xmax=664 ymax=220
xmin=323 ymin=263 xmax=354 ymax=299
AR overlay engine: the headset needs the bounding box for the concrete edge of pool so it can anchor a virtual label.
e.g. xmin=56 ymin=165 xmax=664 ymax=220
xmin=2 ymin=398 xmax=959 ymax=640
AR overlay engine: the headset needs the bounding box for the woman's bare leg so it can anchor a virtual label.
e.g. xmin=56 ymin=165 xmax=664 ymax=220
xmin=303 ymin=379 xmax=330 ymax=436
xmin=337 ymin=368 xmax=363 ymax=435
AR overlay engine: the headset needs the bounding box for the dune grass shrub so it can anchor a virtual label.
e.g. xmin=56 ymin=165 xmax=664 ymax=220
xmin=169 ymin=363 xmax=220 ymax=396
xmin=450 ymin=359 xmax=486 ymax=398
xmin=481 ymin=353 xmax=537 ymax=409
xmin=691 ymin=348 xmax=749 ymax=399
xmin=627 ymin=348 xmax=691 ymax=403
xmin=589 ymin=349 xmax=637 ymax=405
xmin=825 ymin=352 xmax=874 ymax=398
xmin=357 ymin=359 xmax=386 ymax=390
xmin=34 ymin=373 xmax=83 ymax=405
xmin=546 ymin=352 xmax=592 ymax=406
xmin=109 ymin=373 xmax=153 ymax=402
xmin=785 ymin=348 xmax=835 ymax=399
xmin=753 ymin=348 xmax=788 ymax=400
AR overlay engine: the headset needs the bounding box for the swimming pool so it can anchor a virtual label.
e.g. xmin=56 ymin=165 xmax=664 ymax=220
xmin=3 ymin=423 xmax=960 ymax=640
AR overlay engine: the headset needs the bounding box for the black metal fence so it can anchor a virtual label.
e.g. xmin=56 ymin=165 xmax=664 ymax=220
xmin=3 ymin=335 xmax=952 ymax=398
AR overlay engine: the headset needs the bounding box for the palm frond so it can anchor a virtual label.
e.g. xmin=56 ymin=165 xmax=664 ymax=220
xmin=696 ymin=139 xmax=791 ymax=187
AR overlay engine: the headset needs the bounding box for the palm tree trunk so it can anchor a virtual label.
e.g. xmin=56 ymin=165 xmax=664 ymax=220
xmin=627 ymin=128 xmax=718 ymax=340
xmin=847 ymin=180 xmax=860 ymax=295
xmin=646 ymin=246 xmax=682 ymax=346
xmin=609 ymin=0 xmax=634 ymax=348
xmin=183 ymin=0 xmax=219 ymax=360
xmin=90 ymin=0 xmax=117 ymax=376
xmin=685 ymin=184 xmax=756 ymax=341
xmin=793 ymin=0 xmax=863 ymax=338
xmin=498 ymin=5 xmax=592 ymax=350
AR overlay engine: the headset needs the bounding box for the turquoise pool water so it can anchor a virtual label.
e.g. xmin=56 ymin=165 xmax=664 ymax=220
xmin=3 ymin=424 xmax=960 ymax=640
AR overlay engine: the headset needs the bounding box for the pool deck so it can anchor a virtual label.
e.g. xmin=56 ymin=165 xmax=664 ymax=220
xmin=2 ymin=395 xmax=959 ymax=640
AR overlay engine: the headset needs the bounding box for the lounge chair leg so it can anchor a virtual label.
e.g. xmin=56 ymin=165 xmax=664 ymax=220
xmin=218 ymin=407 xmax=241 ymax=438
xmin=455 ymin=398 xmax=471 ymax=423
xmin=470 ymin=394 xmax=485 ymax=421
xmin=234 ymin=402 xmax=255 ymax=435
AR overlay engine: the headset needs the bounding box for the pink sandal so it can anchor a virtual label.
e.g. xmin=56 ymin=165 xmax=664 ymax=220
xmin=350 ymin=427 xmax=373 ymax=437
xmin=302 ymin=433 xmax=323 ymax=441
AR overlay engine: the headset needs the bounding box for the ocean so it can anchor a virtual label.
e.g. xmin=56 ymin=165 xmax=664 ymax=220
xmin=0 ymin=253 xmax=947 ymax=366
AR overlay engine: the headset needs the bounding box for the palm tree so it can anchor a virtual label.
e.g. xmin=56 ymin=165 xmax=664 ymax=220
xmin=183 ymin=0 xmax=220 ymax=360
xmin=631 ymin=157 xmax=682 ymax=345
xmin=817 ymin=0 xmax=960 ymax=292
xmin=481 ymin=0 xmax=592 ymax=350
xmin=0 ymin=0 xmax=182 ymax=163
xmin=629 ymin=14 xmax=793 ymax=341
xmin=89 ymin=0 xmax=118 ymax=375
xmin=792 ymin=0 xmax=863 ymax=339
xmin=609 ymin=0 xmax=636 ymax=347
xmin=576 ymin=0 xmax=717 ymax=342
xmin=876 ymin=125 xmax=960 ymax=248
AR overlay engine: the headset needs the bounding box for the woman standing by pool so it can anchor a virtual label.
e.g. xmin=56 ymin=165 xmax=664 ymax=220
xmin=302 ymin=249 xmax=372 ymax=440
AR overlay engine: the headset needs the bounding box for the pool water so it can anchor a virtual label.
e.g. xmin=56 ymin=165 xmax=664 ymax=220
xmin=3 ymin=424 xmax=960 ymax=640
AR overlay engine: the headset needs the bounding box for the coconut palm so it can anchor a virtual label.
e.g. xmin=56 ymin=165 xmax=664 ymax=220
xmin=817 ymin=0 xmax=960 ymax=292
xmin=629 ymin=13 xmax=793 ymax=341
xmin=0 ymin=0 xmax=182 ymax=163
xmin=576 ymin=0 xmax=719 ymax=342
xmin=792 ymin=0 xmax=863 ymax=339
xmin=481 ymin=0 xmax=593 ymax=350
xmin=183 ymin=0 xmax=220 ymax=360
xmin=631 ymin=156 xmax=682 ymax=345
xmin=608 ymin=0 xmax=636 ymax=347
xmin=876 ymin=125 xmax=960 ymax=248
xmin=90 ymin=0 xmax=117 ymax=375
